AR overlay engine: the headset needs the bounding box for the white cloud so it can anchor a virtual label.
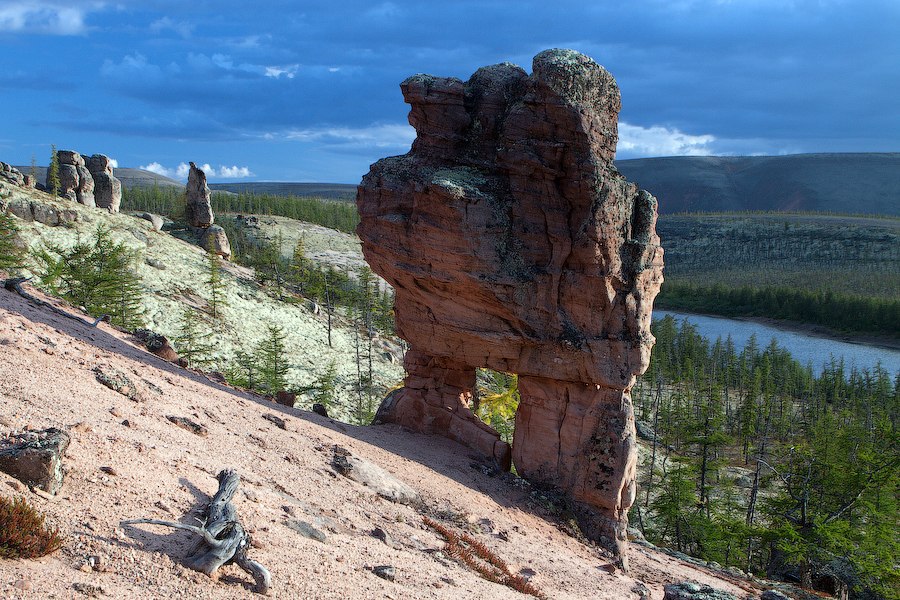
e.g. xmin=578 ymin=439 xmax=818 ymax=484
xmin=149 ymin=16 xmax=193 ymax=39
xmin=0 ymin=2 xmax=100 ymax=35
xmin=108 ymin=158 xmax=118 ymax=168
xmin=139 ymin=161 xmax=252 ymax=180
xmin=217 ymin=165 xmax=252 ymax=178
xmin=617 ymin=122 xmax=716 ymax=157
xmin=264 ymin=64 xmax=299 ymax=79
xmin=282 ymin=123 xmax=416 ymax=150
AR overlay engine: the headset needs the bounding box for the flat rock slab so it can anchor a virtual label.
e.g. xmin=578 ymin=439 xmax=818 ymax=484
xmin=166 ymin=415 xmax=208 ymax=437
xmin=663 ymin=582 xmax=737 ymax=600
xmin=94 ymin=365 xmax=139 ymax=400
xmin=331 ymin=445 xmax=419 ymax=505
xmin=0 ymin=428 xmax=70 ymax=494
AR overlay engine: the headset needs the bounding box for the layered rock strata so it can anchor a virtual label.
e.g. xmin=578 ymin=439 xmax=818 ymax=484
xmin=357 ymin=49 xmax=663 ymax=565
xmin=53 ymin=151 xmax=97 ymax=206
xmin=87 ymin=154 xmax=121 ymax=212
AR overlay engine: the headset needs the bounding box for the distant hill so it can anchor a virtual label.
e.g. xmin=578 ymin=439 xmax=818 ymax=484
xmin=208 ymin=182 xmax=357 ymax=200
xmin=20 ymin=152 xmax=899 ymax=215
xmin=614 ymin=153 xmax=900 ymax=216
xmin=17 ymin=166 xmax=183 ymax=190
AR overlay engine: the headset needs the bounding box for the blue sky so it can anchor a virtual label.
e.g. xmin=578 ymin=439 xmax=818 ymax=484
xmin=1 ymin=0 xmax=897 ymax=183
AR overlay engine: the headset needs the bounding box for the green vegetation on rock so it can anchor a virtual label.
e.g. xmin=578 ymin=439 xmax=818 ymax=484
xmin=34 ymin=225 xmax=144 ymax=330
xmin=0 ymin=212 xmax=24 ymax=272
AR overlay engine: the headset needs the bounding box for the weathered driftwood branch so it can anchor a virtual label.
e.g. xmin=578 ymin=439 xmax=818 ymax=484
xmin=3 ymin=277 xmax=108 ymax=328
xmin=123 ymin=469 xmax=271 ymax=595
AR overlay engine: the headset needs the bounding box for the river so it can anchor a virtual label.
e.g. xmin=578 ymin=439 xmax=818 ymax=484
xmin=655 ymin=310 xmax=900 ymax=376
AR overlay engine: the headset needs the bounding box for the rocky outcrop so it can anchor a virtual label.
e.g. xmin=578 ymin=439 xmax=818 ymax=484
xmin=0 ymin=428 xmax=71 ymax=495
xmin=50 ymin=151 xmax=96 ymax=206
xmin=87 ymin=154 xmax=120 ymax=212
xmin=76 ymin=164 xmax=95 ymax=207
xmin=0 ymin=162 xmax=25 ymax=187
xmin=185 ymin=163 xmax=230 ymax=258
xmin=357 ymin=49 xmax=663 ymax=565
xmin=186 ymin=162 xmax=214 ymax=228
xmin=140 ymin=212 xmax=164 ymax=232
xmin=663 ymin=582 xmax=736 ymax=600
xmin=200 ymin=225 xmax=231 ymax=259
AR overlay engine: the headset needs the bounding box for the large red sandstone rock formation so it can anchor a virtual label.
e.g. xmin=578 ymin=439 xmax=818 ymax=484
xmin=357 ymin=49 xmax=664 ymax=566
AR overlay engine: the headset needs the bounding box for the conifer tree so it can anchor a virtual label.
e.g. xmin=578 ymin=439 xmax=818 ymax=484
xmin=205 ymin=251 xmax=227 ymax=318
xmin=310 ymin=360 xmax=338 ymax=412
xmin=256 ymin=324 xmax=289 ymax=394
xmin=172 ymin=307 xmax=216 ymax=367
xmin=47 ymin=145 xmax=60 ymax=197
xmin=34 ymin=225 xmax=144 ymax=329
xmin=0 ymin=212 xmax=24 ymax=273
xmin=225 ymin=350 xmax=258 ymax=390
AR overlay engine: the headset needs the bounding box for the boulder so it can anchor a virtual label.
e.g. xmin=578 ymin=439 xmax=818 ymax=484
xmin=86 ymin=154 xmax=113 ymax=176
xmin=7 ymin=198 xmax=34 ymax=221
xmin=76 ymin=165 xmax=95 ymax=207
xmin=331 ymin=445 xmax=420 ymax=505
xmin=275 ymin=391 xmax=296 ymax=407
xmin=133 ymin=329 xmax=183 ymax=364
xmin=58 ymin=164 xmax=79 ymax=198
xmin=140 ymin=212 xmax=164 ymax=231
xmin=663 ymin=582 xmax=736 ymax=600
xmin=358 ymin=49 xmax=663 ymax=565
xmin=0 ymin=162 xmax=24 ymax=186
xmin=0 ymin=428 xmax=71 ymax=495
xmin=92 ymin=172 xmax=121 ymax=213
xmin=56 ymin=150 xmax=84 ymax=167
xmin=31 ymin=202 xmax=59 ymax=226
xmin=185 ymin=162 xmax=214 ymax=227
xmin=200 ymin=225 xmax=231 ymax=259
xmin=87 ymin=155 xmax=121 ymax=213
xmin=23 ymin=174 xmax=35 ymax=188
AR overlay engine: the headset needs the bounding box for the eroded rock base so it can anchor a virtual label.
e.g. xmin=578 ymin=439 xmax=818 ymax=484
xmin=375 ymin=350 xmax=511 ymax=470
xmin=513 ymin=377 xmax=637 ymax=565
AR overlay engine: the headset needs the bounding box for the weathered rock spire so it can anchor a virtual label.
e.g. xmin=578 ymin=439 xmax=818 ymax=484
xmin=357 ymin=49 xmax=664 ymax=566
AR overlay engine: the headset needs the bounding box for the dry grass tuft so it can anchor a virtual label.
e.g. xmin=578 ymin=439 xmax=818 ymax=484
xmin=423 ymin=515 xmax=546 ymax=599
xmin=0 ymin=495 xmax=63 ymax=559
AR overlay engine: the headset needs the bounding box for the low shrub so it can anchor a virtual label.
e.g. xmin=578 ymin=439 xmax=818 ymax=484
xmin=0 ymin=495 xmax=63 ymax=559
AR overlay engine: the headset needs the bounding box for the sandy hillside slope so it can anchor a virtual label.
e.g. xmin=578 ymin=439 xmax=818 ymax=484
xmin=0 ymin=185 xmax=404 ymax=421
xmin=0 ymin=281 xmax=764 ymax=599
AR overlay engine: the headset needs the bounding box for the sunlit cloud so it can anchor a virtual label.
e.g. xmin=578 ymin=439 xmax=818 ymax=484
xmin=140 ymin=161 xmax=253 ymax=180
xmin=618 ymin=122 xmax=716 ymax=157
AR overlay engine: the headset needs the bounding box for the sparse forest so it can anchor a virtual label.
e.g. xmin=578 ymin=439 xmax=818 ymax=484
xmin=122 ymin=185 xmax=360 ymax=234
xmin=656 ymin=213 xmax=900 ymax=337
xmin=630 ymin=316 xmax=898 ymax=599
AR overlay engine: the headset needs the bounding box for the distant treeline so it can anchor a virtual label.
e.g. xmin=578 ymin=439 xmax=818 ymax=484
xmin=657 ymin=282 xmax=900 ymax=337
xmin=122 ymin=185 xmax=360 ymax=234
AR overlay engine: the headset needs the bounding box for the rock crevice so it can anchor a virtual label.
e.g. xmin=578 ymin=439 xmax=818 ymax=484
xmin=357 ymin=49 xmax=663 ymax=564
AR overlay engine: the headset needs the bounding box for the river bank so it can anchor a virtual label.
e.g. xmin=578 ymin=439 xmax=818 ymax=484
xmin=654 ymin=309 xmax=900 ymax=376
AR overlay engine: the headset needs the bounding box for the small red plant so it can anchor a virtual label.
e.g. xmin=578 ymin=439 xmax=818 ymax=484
xmin=423 ymin=515 xmax=546 ymax=599
xmin=0 ymin=495 xmax=63 ymax=559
